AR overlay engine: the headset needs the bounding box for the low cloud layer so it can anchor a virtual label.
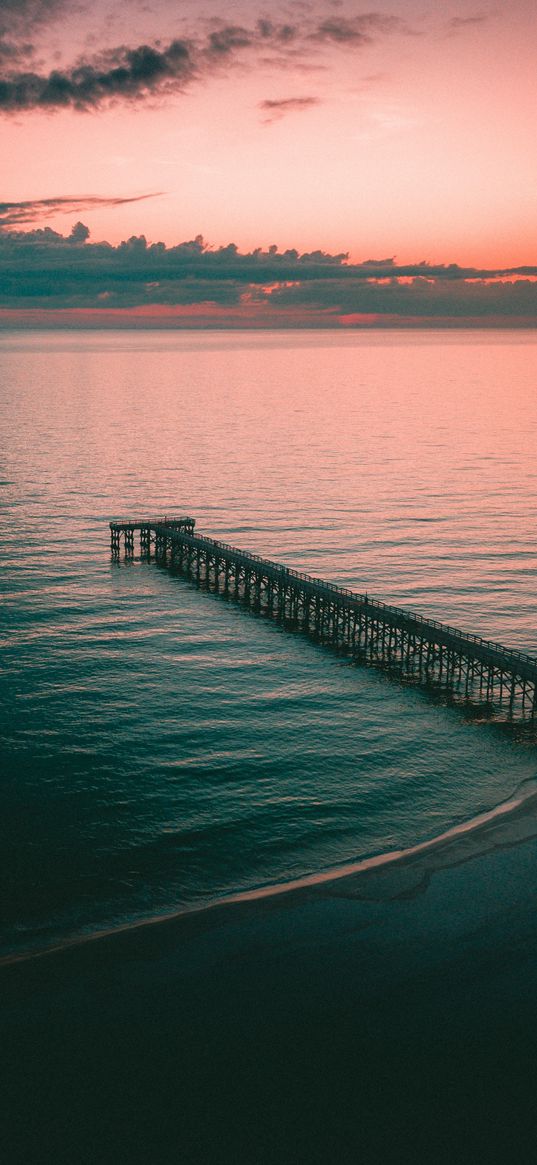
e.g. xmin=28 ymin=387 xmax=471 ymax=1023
xmin=0 ymin=222 xmax=536 ymax=326
xmin=0 ymin=11 xmax=409 ymax=113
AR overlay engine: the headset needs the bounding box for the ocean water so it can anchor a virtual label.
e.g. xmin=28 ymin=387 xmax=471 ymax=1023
xmin=1 ymin=328 xmax=537 ymax=960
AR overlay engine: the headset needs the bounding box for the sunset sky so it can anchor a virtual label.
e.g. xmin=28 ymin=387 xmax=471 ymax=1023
xmin=1 ymin=0 xmax=536 ymax=326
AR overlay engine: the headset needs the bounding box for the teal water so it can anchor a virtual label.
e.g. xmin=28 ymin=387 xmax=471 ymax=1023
xmin=1 ymin=328 xmax=537 ymax=959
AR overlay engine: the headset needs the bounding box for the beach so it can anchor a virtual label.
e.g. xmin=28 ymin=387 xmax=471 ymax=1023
xmin=4 ymin=791 xmax=537 ymax=1164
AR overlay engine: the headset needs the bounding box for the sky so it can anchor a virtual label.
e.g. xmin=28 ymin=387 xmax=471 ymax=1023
xmin=1 ymin=0 xmax=536 ymax=326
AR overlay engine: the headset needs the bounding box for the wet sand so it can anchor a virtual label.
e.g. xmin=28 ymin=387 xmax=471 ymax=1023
xmin=4 ymin=798 xmax=537 ymax=1164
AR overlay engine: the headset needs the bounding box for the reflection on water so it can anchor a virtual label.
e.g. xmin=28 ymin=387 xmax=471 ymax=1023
xmin=1 ymin=329 xmax=537 ymax=957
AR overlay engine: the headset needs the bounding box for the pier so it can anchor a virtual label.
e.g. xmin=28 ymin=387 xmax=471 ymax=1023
xmin=110 ymin=517 xmax=537 ymax=721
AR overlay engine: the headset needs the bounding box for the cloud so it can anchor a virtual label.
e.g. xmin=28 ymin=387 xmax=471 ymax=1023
xmin=0 ymin=40 xmax=35 ymax=68
xmin=0 ymin=0 xmax=70 ymax=66
xmin=206 ymin=24 xmax=256 ymax=57
xmin=0 ymin=0 xmax=67 ymax=39
xmin=263 ymin=273 xmax=537 ymax=320
xmin=0 ymin=223 xmax=536 ymax=326
xmin=446 ymin=14 xmax=489 ymax=34
xmin=0 ymin=12 xmax=407 ymax=114
xmin=0 ymin=39 xmax=196 ymax=111
xmin=0 ymin=192 xmax=161 ymax=227
xmin=259 ymin=95 xmax=320 ymax=123
xmin=312 ymin=14 xmax=402 ymax=46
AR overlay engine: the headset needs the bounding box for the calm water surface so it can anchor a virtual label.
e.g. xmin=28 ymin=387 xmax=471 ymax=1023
xmin=1 ymin=329 xmax=537 ymax=958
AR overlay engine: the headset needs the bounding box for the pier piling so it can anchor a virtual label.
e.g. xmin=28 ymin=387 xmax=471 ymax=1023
xmin=110 ymin=516 xmax=537 ymax=723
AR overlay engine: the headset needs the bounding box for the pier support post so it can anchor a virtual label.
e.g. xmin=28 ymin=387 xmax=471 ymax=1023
xmin=108 ymin=517 xmax=537 ymax=730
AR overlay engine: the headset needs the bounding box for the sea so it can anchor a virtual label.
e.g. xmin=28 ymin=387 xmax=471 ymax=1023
xmin=1 ymin=328 xmax=537 ymax=962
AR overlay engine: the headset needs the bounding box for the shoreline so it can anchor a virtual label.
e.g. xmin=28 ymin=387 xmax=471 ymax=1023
xmin=3 ymin=773 xmax=537 ymax=970
xmin=4 ymin=774 xmax=537 ymax=1161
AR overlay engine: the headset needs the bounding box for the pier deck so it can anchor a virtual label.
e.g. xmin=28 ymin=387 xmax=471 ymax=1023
xmin=110 ymin=517 xmax=537 ymax=720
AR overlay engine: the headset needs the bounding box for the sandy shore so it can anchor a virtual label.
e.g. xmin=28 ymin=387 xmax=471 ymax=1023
xmin=4 ymin=793 xmax=537 ymax=1163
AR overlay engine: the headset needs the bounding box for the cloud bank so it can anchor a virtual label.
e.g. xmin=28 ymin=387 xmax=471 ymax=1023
xmin=0 ymin=221 xmax=536 ymax=327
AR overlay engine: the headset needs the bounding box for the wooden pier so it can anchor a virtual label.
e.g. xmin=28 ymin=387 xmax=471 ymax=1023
xmin=110 ymin=517 xmax=537 ymax=721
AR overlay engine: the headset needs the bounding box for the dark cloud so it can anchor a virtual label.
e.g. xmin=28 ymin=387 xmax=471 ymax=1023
xmin=259 ymin=95 xmax=320 ymax=123
xmin=363 ymin=256 xmax=396 ymax=267
xmin=206 ymin=25 xmax=254 ymax=56
xmin=0 ymin=193 xmax=161 ymax=227
xmin=0 ymin=12 xmax=407 ymax=114
xmin=0 ymin=223 xmax=536 ymax=323
xmin=256 ymin=19 xmax=297 ymax=44
xmin=0 ymin=39 xmax=195 ymax=111
xmin=70 ymin=220 xmax=90 ymax=242
xmin=264 ymin=273 xmax=537 ymax=320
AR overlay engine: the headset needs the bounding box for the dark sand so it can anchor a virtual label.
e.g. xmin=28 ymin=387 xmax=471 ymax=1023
xmin=4 ymin=796 xmax=537 ymax=1164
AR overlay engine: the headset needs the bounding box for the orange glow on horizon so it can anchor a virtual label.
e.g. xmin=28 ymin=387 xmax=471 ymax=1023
xmin=1 ymin=306 xmax=537 ymax=330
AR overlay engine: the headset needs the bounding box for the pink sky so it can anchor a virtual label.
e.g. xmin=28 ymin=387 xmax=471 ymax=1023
xmin=1 ymin=0 xmax=536 ymax=269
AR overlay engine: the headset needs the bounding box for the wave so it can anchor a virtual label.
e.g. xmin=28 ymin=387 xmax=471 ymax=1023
xmin=228 ymin=775 xmax=537 ymax=901
xmin=3 ymin=775 xmax=537 ymax=969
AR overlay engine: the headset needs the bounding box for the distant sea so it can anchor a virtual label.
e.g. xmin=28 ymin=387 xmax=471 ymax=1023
xmin=2 ymin=328 xmax=537 ymax=961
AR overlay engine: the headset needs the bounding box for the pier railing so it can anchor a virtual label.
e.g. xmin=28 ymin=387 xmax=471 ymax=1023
xmin=155 ymin=526 xmax=537 ymax=674
xmin=110 ymin=516 xmax=537 ymax=717
xmin=111 ymin=516 xmax=193 ymax=528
